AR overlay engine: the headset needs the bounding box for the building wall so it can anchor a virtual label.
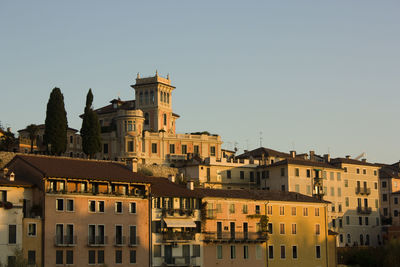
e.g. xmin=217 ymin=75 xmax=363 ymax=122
xmin=23 ymin=217 xmax=42 ymax=267
xmin=43 ymin=193 xmax=149 ymax=267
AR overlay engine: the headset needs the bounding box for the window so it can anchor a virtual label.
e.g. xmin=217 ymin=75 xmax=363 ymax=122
xmin=56 ymin=199 xmax=64 ymax=211
xmin=292 ymin=224 xmax=297 ymax=234
xmin=292 ymin=246 xmax=298 ymax=259
xmin=66 ymin=250 xmax=73 ymax=265
xmin=115 ymin=250 xmax=122 ymax=264
xmin=337 ymin=172 xmax=341 ymax=181
xmin=9 ymin=224 xmax=16 ymax=244
xmin=340 ymin=234 xmax=343 ymax=243
xmin=268 ymin=245 xmax=274 ymax=259
xmin=66 ymin=199 xmax=74 ymax=212
xmin=295 ymin=168 xmax=299 ymax=176
xmin=56 ymin=250 xmax=63 ymax=265
xmin=363 ymin=169 xmax=366 ymax=175
xmin=303 ymin=208 xmax=308 ymax=216
xmin=129 ymin=226 xmax=137 ymax=245
xmin=98 ymin=201 xmax=105 ymax=213
xmin=128 ymin=141 xmax=134 ymax=152
xmin=163 ymin=114 xmax=167 ymax=126
xmin=357 ymin=168 xmax=360 ymax=174
xmin=339 ymin=204 xmax=342 ymax=212
xmin=280 ymin=223 xmax=285 ymax=234
xmin=194 ymin=145 xmax=199 ymax=155
xmin=217 ymin=245 xmax=223 ymax=259
xmin=193 ymin=244 xmax=200 ymax=257
xmin=281 ymin=185 xmax=285 ymax=191
xmin=345 ymin=197 xmax=349 ymax=207
xmin=332 ymin=205 xmax=335 ymax=212
xmin=382 ymin=181 xmax=387 ymax=188
xmin=347 ymin=234 xmax=351 ymax=244
xmin=256 ymin=245 xmax=262 ymax=259
xmin=28 ymin=250 xmax=36 ymax=265
xmin=346 ymin=216 xmax=350 ymax=225
xmin=230 ymin=245 xmax=236 ymax=259
xmin=292 ymin=207 xmax=296 ymax=216
xmin=315 ymin=208 xmax=320 ymax=216
xmin=210 ymin=146 xmax=216 ymax=156
xmin=268 ymin=223 xmax=273 ymax=234
xmin=98 ymin=250 xmax=104 ymax=264
xmin=330 ymin=172 xmax=334 ymax=180
xmin=244 ymin=245 xmax=249 ymax=259
xmin=103 ymin=143 xmax=108 ymax=154
xmin=332 ymin=219 xmax=336 ymax=228
xmin=115 ymin=202 xmax=123 ymax=213
xmin=338 ymin=188 xmax=342 ymax=197
xmin=316 ymin=224 xmax=320 ymax=235
xmin=279 ymin=206 xmax=284 ymax=215
xmin=365 ymin=217 xmax=369 ymax=225
xmin=151 ymin=143 xmax=157 ymax=153
xmin=280 ymin=168 xmax=285 ymax=176
xmin=330 ymin=187 xmax=335 ymax=196
xmin=383 ymin=194 xmax=388 ymax=202
xmin=0 ymin=190 xmax=7 ymax=202
xmin=344 ymin=167 xmax=347 ymax=172
xmin=295 ymin=184 xmax=300 ymax=193
xmin=88 ymin=250 xmax=96 ymax=264
xmin=115 ymin=225 xmax=123 ymax=245
xmin=240 ymin=171 xmax=244 ymax=179
xmin=169 ymin=144 xmax=175 ymax=154
xmin=89 ymin=200 xmax=96 ymax=212
xmin=339 ymin=218 xmax=343 ymax=228
xmin=229 ymin=204 xmax=235 ymax=214
xmin=28 ymin=223 xmax=37 ymax=236
xmin=227 ymin=170 xmax=231 ymax=179
xmin=306 ymin=185 xmax=311 ymax=194
xmin=323 ymin=171 xmax=327 ymax=179
xmin=359 ymin=217 xmax=362 ymax=225
xmin=182 ymin=145 xmax=187 ymax=154
xmin=130 ymin=202 xmax=136 ymax=214
xmin=216 ymin=204 xmax=222 ymax=213
xmin=154 ymin=245 xmax=161 ymax=257
xmin=374 ymin=170 xmax=377 ymax=176
xmin=130 ymin=250 xmax=136 ymax=264
xmin=255 ymin=205 xmax=260 ymax=215
xmin=316 ymin=246 xmax=321 ymax=259
xmin=306 ymin=169 xmax=311 ymax=177
xmin=267 ymin=206 xmax=272 ymax=215
xmin=344 ymin=180 xmax=348 ymax=187
xmin=278 ymin=246 xmax=285 ymax=260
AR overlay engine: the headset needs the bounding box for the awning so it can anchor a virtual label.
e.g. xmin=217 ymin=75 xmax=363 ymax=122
xmin=163 ymin=218 xmax=196 ymax=228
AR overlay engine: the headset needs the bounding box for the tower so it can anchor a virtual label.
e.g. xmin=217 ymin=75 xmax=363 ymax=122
xmin=131 ymin=72 xmax=176 ymax=133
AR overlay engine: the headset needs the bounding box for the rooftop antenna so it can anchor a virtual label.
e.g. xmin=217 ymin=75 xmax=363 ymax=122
xmin=234 ymin=141 xmax=238 ymax=152
xmin=259 ymin=131 xmax=263 ymax=147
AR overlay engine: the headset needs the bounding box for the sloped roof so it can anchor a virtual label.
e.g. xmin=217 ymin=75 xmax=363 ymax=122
xmin=94 ymin=100 xmax=136 ymax=115
xmin=263 ymin=158 xmax=341 ymax=170
xmin=330 ymin=158 xmax=377 ymax=167
xmin=6 ymin=154 xmax=152 ymax=184
xmin=236 ymin=147 xmax=290 ymax=159
xmin=150 ymin=178 xmax=202 ymax=198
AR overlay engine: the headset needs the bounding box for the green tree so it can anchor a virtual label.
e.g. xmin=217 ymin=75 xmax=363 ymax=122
xmin=80 ymin=89 xmax=102 ymax=158
xmin=0 ymin=128 xmax=16 ymax=152
xmin=44 ymin=87 xmax=68 ymax=155
xmin=25 ymin=124 xmax=39 ymax=153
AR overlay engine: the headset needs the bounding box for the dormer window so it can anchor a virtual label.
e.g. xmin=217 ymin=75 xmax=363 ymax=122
xmin=113 ymin=103 xmax=118 ymax=109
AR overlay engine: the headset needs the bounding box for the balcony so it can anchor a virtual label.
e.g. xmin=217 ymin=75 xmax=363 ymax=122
xmin=166 ymin=154 xmax=187 ymax=161
xmin=54 ymin=235 xmax=77 ymax=246
xmin=87 ymin=236 xmax=108 ymax=246
xmin=202 ymin=232 xmax=267 ymax=243
xmin=161 ymin=231 xmax=196 ymax=242
xmin=114 ymin=236 xmax=126 ymax=246
xmin=355 ymin=187 xmax=371 ymax=195
xmin=162 ymin=208 xmax=194 ymax=217
xmin=128 ymin=236 xmax=140 ymax=247
xmin=357 ymin=207 xmax=372 ymax=215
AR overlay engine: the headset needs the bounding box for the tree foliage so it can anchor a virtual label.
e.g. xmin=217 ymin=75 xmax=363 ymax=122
xmin=0 ymin=127 xmax=16 ymax=152
xmin=26 ymin=124 xmax=39 ymax=153
xmin=81 ymin=89 xmax=102 ymax=158
xmin=44 ymin=87 xmax=68 ymax=155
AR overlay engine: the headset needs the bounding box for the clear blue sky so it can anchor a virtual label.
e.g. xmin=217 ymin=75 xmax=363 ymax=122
xmin=1 ymin=1 xmax=400 ymax=163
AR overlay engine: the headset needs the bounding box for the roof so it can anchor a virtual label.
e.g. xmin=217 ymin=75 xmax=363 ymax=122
xmin=236 ymin=147 xmax=290 ymax=159
xmin=196 ymin=188 xmax=329 ymax=204
xmin=379 ymin=166 xmax=400 ymax=179
xmin=94 ymin=100 xmax=136 ymax=115
xmin=6 ymin=154 xmax=153 ymax=184
xmin=172 ymin=113 xmax=180 ymax=118
xmin=261 ymin=158 xmax=341 ymax=170
xmin=330 ymin=158 xmax=377 ymax=167
xmin=18 ymin=124 xmax=78 ymax=133
xmin=0 ymin=177 xmax=33 ymax=187
xmin=150 ymin=178 xmax=202 ymax=198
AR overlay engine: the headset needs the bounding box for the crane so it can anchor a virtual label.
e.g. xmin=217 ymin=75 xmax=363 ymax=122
xmin=354 ymin=152 xmax=366 ymax=161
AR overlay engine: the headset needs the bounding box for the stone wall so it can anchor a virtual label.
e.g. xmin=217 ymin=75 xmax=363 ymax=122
xmin=0 ymin=152 xmax=17 ymax=168
xmin=138 ymin=163 xmax=179 ymax=178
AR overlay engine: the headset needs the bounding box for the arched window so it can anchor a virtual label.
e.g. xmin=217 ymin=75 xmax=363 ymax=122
xmin=145 ymin=91 xmax=149 ymax=104
xmin=164 ymin=92 xmax=167 ymax=103
xmin=163 ymin=114 xmax=167 ymax=126
xmin=360 ymin=234 xmax=364 ymax=246
xmin=365 ymin=234 xmax=370 ymax=245
xmin=139 ymin=92 xmax=143 ymax=105
xmin=160 ymin=91 xmax=163 ymax=102
xmin=144 ymin=113 xmax=149 ymax=125
xmin=150 ymin=91 xmax=154 ymax=104
xmin=347 ymin=234 xmax=351 ymax=244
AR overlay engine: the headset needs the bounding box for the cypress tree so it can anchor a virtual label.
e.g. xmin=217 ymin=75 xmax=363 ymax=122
xmin=81 ymin=89 xmax=102 ymax=158
xmin=44 ymin=87 xmax=68 ymax=155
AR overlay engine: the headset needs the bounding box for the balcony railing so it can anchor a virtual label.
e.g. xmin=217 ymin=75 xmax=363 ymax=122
xmin=355 ymin=187 xmax=371 ymax=195
xmin=54 ymin=235 xmax=77 ymax=246
xmin=114 ymin=236 xmax=126 ymax=246
xmin=162 ymin=208 xmax=195 ymax=217
xmin=87 ymin=236 xmax=108 ymax=246
xmin=128 ymin=236 xmax=140 ymax=246
xmin=357 ymin=207 xmax=372 ymax=214
xmin=161 ymin=231 xmax=196 ymax=242
xmin=203 ymin=232 xmax=267 ymax=243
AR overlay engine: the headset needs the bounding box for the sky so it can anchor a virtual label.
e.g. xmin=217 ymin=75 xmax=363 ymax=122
xmin=1 ymin=1 xmax=400 ymax=163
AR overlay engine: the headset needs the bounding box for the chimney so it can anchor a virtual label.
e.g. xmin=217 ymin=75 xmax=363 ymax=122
xmin=168 ymin=175 xmax=176 ymax=183
xmin=187 ymin=180 xmax=194 ymax=190
xmin=345 ymin=155 xmax=351 ymax=159
xmin=9 ymin=172 xmax=15 ymax=182
xmin=244 ymin=150 xmax=248 ymax=153
xmin=323 ymin=154 xmax=330 ymax=162
xmin=309 ymin=151 xmax=315 ymax=160
xmin=290 ymin=151 xmax=296 ymax=158
xmin=126 ymin=158 xmax=138 ymax=173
